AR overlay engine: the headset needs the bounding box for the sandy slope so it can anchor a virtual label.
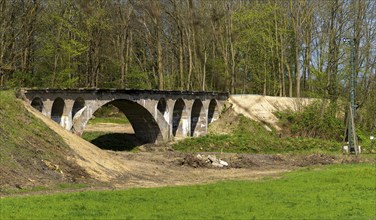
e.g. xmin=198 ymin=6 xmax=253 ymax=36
xmin=229 ymin=95 xmax=313 ymax=131
xmin=24 ymin=103 xmax=129 ymax=182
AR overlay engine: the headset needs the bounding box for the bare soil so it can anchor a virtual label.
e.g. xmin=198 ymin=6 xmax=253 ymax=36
xmin=1 ymin=100 xmax=372 ymax=197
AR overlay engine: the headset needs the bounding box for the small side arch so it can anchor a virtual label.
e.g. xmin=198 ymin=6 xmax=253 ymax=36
xmin=208 ymin=99 xmax=219 ymax=124
xmin=157 ymin=98 xmax=169 ymax=122
xmin=72 ymin=97 xmax=86 ymax=120
xmin=191 ymin=99 xmax=206 ymax=137
xmin=172 ymin=98 xmax=188 ymax=137
xmin=31 ymin=97 xmax=43 ymax=112
xmin=51 ymin=97 xmax=66 ymax=126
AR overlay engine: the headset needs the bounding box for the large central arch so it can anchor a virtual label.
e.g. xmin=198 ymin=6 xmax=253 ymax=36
xmin=94 ymin=99 xmax=163 ymax=144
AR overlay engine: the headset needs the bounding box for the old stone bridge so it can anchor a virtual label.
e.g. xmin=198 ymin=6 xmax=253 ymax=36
xmin=21 ymin=89 xmax=228 ymax=144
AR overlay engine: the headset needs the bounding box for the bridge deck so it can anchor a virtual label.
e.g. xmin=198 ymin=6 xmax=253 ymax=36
xmin=22 ymin=88 xmax=228 ymax=97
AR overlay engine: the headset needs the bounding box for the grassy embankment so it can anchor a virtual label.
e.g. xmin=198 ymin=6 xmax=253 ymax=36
xmin=173 ymin=114 xmax=342 ymax=154
xmin=1 ymin=164 xmax=375 ymax=219
xmin=173 ymin=105 xmax=376 ymax=154
xmin=0 ymin=90 xmax=88 ymax=192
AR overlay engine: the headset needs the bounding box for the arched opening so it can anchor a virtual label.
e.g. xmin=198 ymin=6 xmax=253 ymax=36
xmin=72 ymin=97 xmax=85 ymax=120
xmin=172 ymin=98 xmax=188 ymax=137
xmin=157 ymin=98 xmax=169 ymax=122
xmin=82 ymin=99 xmax=162 ymax=151
xmin=208 ymin=99 xmax=219 ymax=124
xmin=51 ymin=97 xmax=66 ymax=125
xmin=191 ymin=99 xmax=205 ymax=137
xmin=31 ymin=97 xmax=43 ymax=112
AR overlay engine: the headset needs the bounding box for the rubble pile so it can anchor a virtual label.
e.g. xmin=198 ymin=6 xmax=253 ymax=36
xmin=181 ymin=154 xmax=229 ymax=168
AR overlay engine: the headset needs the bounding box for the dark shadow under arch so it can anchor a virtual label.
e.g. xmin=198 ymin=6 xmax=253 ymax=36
xmin=90 ymin=99 xmax=162 ymax=145
xmin=72 ymin=97 xmax=85 ymax=119
xmin=172 ymin=99 xmax=188 ymax=137
xmin=191 ymin=99 xmax=205 ymax=136
xmin=31 ymin=97 xmax=43 ymax=112
xmin=157 ymin=98 xmax=169 ymax=123
xmin=51 ymin=97 xmax=65 ymax=124
xmin=157 ymin=98 xmax=167 ymax=114
xmin=89 ymin=133 xmax=141 ymax=151
xmin=208 ymin=99 xmax=218 ymax=124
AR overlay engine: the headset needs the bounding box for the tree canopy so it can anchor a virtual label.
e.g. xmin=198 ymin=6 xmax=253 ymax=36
xmin=0 ymin=0 xmax=375 ymax=131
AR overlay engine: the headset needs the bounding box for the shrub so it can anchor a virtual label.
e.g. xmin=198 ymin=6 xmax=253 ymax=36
xmin=276 ymin=101 xmax=344 ymax=141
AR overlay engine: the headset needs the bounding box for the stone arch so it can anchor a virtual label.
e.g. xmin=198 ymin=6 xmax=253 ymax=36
xmin=172 ymin=98 xmax=188 ymax=137
xmin=31 ymin=97 xmax=43 ymax=112
xmin=191 ymin=99 xmax=206 ymax=137
xmin=157 ymin=97 xmax=169 ymax=122
xmin=90 ymin=99 xmax=163 ymax=144
xmin=51 ymin=97 xmax=66 ymax=126
xmin=208 ymin=99 xmax=219 ymax=124
xmin=72 ymin=97 xmax=86 ymax=120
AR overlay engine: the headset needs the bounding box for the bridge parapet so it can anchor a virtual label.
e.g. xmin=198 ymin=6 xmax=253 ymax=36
xmin=21 ymin=89 xmax=228 ymax=144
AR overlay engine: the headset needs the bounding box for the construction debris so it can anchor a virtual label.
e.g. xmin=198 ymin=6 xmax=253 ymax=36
xmin=198 ymin=154 xmax=229 ymax=168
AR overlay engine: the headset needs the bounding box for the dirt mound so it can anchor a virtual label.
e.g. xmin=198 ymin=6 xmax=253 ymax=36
xmin=207 ymin=107 xmax=241 ymax=135
xmin=229 ymin=95 xmax=313 ymax=131
xmin=0 ymin=91 xmax=90 ymax=191
xmin=24 ymin=103 xmax=130 ymax=182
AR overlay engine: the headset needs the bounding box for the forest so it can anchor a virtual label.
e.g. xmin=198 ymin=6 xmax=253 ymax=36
xmin=0 ymin=0 xmax=375 ymax=131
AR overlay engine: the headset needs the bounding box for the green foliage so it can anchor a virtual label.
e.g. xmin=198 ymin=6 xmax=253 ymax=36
xmin=125 ymin=67 xmax=151 ymax=89
xmin=306 ymin=69 xmax=328 ymax=98
xmin=173 ymin=114 xmax=340 ymax=153
xmin=91 ymin=104 xmax=129 ymax=122
xmin=276 ymin=102 xmax=344 ymax=141
xmin=7 ymin=71 xmax=34 ymax=88
xmin=1 ymin=164 xmax=375 ymax=219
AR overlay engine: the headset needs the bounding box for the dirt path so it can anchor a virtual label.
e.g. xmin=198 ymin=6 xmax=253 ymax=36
xmin=85 ymin=123 xmax=134 ymax=133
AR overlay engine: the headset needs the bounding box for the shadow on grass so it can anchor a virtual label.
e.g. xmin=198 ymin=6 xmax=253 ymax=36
xmin=90 ymin=133 xmax=142 ymax=151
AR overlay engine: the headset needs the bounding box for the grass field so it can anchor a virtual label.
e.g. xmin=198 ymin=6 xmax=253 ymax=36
xmin=1 ymin=164 xmax=375 ymax=219
xmin=87 ymin=117 xmax=129 ymax=125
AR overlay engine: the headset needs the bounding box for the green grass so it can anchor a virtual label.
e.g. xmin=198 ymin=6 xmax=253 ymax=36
xmin=87 ymin=117 xmax=129 ymax=125
xmin=1 ymin=164 xmax=375 ymax=219
xmin=0 ymin=90 xmax=70 ymax=166
xmin=174 ymin=115 xmax=341 ymax=154
xmin=0 ymin=90 xmax=88 ymax=192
